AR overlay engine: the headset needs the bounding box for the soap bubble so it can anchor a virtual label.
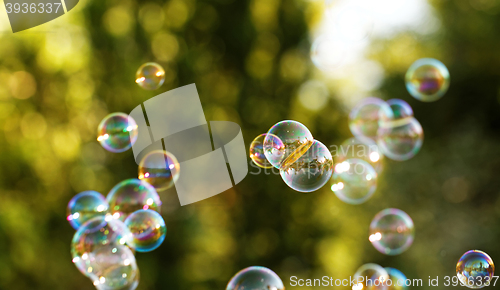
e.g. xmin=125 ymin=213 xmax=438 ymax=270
xmin=353 ymin=263 xmax=390 ymax=290
xmin=135 ymin=62 xmax=165 ymax=90
xmin=385 ymin=267 xmax=408 ymax=290
xmin=369 ymin=208 xmax=415 ymax=255
xmin=334 ymin=137 xmax=383 ymax=173
xmin=280 ymin=140 xmax=333 ymax=193
xmin=331 ymin=159 xmax=377 ymax=205
xmin=456 ymin=250 xmax=495 ymax=289
xmin=349 ymin=97 xmax=393 ymax=143
xmin=264 ymin=120 xmax=314 ymax=169
xmin=67 ymin=191 xmax=109 ymax=230
xmin=71 ymin=216 xmax=132 ymax=277
xmin=97 ymin=113 xmax=139 ymax=153
xmin=107 ymin=179 xmax=162 ymax=221
xmin=124 ymin=209 xmax=166 ymax=252
xmin=226 ymin=266 xmax=284 ymax=290
xmin=249 ymin=133 xmax=282 ymax=169
xmin=138 ymin=150 xmax=180 ymax=192
xmin=406 ymin=58 xmax=450 ymax=102
xmin=386 ymin=99 xmax=413 ymax=119
xmin=88 ymin=245 xmax=139 ymax=290
xmin=377 ymin=116 xmax=423 ymax=161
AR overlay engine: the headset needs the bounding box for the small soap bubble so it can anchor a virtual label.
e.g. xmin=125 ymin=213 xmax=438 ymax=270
xmin=280 ymin=140 xmax=333 ymax=193
xmin=88 ymin=245 xmax=139 ymax=290
xmin=106 ymin=179 xmax=162 ymax=221
xmin=334 ymin=137 xmax=383 ymax=173
xmin=124 ymin=209 xmax=166 ymax=252
xmin=67 ymin=191 xmax=109 ymax=230
xmin=331 ymin=159 xmax=377 ymax=205
xmin=97 ymin=113 xmax=139 ymax=153
xmin=226 ymin=266 xmax=284 ymax=290
xmin=405 ymin=58 xmax=450 ymax=102
xmin=369 ymin=208 xmax=415 ymax=255
xmin=385 ymin=267 xmax=408 ymax=290
xmin=349 ymin=97 xmax=393 ymax=143
xmin=456 ymin=250 xmax=495 ymax=289
xmin=135 ymin=62 xmax=165 ymax=90
xmin=353 ymin=263 xmax=390 ymax=290
xmin=71 ymin=216 xmax=132 ymax=277
xmin=377 ymin=116 xmax=423 ymax=161
xmin=264 ymin=120 xmax=314 ymax=169
xmin=249 ymin=133 xmax=281 ymax=169
xmin=138 ymin=150 xmax=180 ymax=192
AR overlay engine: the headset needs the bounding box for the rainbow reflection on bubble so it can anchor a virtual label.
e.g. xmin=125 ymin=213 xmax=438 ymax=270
xmin=97 ymin=113 xmax=139 ymax=153
xmin=67 ymin=191 xmax=109 ymax=230
xmin=353 ymin=263 xmax=389 ymax=290
xmin=334 ymin=137 xmax=383 ymax=173
xmin=386 ymin=99 xmax=413 ymax=119
xmin=264 ymin=120 xmax=313 ymax=170
xmin=349 ymin=97 xmax=393 ymax=143
xmin=226 ymin=266 xmax=284 ymax=290
xmin=249 ymin=133 xmax=282 ymax=169
xmin=405 ymin=58 xmax=450 ymax=102
xmin=331 ymin=159 xmax=377 ymax=205
xmin=88 ymin=244 xmax=139 ymax=290
xmin=106 ymin=179 xmax=162 ymax=221
xmin=456 ymin=250 xmax=495 ymax=289
xmin=369 ymin=208 xmax=415 ymax=256
xmin=135 ymin=62 xmax=165 ymax=90
xmin=138 ymin=150 xmax=180 ymax=192
xmin=71 ymin=215 xmax=131 ymax=277
xmin=385 ymin=267 xmax=408 ymax=290
xmin=124 ymin=210 xmax=166 ymax=252
xmin=280 ymin=140 xmax=333 ymax=193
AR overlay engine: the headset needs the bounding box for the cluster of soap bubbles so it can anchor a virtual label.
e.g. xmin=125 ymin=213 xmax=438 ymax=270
xmin=249 ymin=120 xmax=333 ymax=192
xmin=67 ymin=179 xmax=167 ymax=289
xmin=67 ymin=63 xmax=177 ymax=289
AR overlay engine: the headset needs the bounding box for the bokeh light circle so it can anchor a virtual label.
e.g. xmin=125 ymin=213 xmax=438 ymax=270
xmin=369 ymin=208 xmax=415 ymax=255
xmin=97 ymin=113 xmax=139 ymax=153
xmin=226 ymin=266 xmax=284 ymax=290
xmin=405 ymin=58 xmax=450 ymax=102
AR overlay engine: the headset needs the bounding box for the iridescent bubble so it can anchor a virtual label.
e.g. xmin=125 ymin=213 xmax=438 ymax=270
xmin=349 ymin=97 xmax=393 ymax=143
xmin=331 ymin=159 xmax=377 ymax=205
xmin=377 ymin=116 xmax=423 ymax=161
xmin=249 ymin=133 xmax=282 ymax=169
xmin=406 ymin=58 xmax=450 ymax=102
xmin=71 ymin=216 xmax=131 ymax=277
xmin=88 ymin=245 xmax=139 ymax=290
xmin=353 ymin=263 xmax=390 ymax=290
xmin=385 ymin=267 xmax=408 ymax=290
xmin=456 ymin=250 xmax=495 ymax=289
xmin=369 ymin=208 xmax=415 ymax=255
xmin=334 ymin=137 xmax=383 ymax=173
xmin=138 ymin=150 xmax=180 ymax=192
xmin=67 ymin=191 xmax=109 ymax=230
xmin=135 ymin=62 xmax=165 ymax=90
xmin=97 ymin=113 xmax=139 ymax=153
xmin=280 ymin=140 xmax=333 ymax=193
xmin=264 ymin=120 xmax=314 ymax=169
xmin=124 ymin=209 xmax=166 ymax=252
xmin=386 ymin=99 xmax=413 ymax=119
xmin=107 ymin=179 xmax=162 ymax=221
xmin=226 ymin=266 xmax=284 ymax=290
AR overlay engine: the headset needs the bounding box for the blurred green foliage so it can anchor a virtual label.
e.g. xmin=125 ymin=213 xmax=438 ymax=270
xmin=0 ymin=0 xmax=499 ymax=289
